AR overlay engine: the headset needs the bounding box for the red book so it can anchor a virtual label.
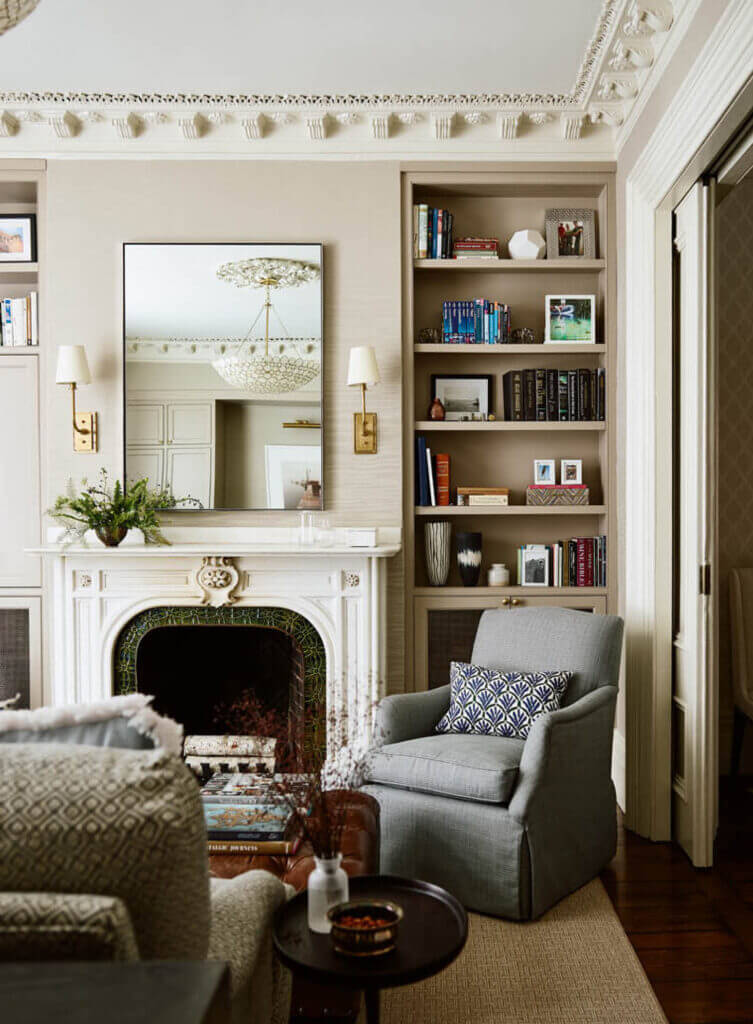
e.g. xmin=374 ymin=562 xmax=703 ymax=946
xmin=576 ymin=538 xmax=587 ymax=587
xmin=436 ymin=454 xmax=450 ymax=506
xmin=586 ymin=539 xmax=594 ymax=587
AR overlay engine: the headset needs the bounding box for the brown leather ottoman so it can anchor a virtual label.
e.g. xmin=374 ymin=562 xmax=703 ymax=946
xmin=209 ymin=790 xmax=379 ymax=1023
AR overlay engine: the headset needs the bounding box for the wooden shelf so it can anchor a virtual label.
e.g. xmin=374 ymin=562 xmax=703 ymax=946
xmin=0 ymin=346 xmax=38 ymax=354
xmin=413 ymin=586 xmax=608 ymax=597
xmin=0 ymin=263 xmax=38 ymax=275
xmin=414 ymin=258 xmax=606 ymax=272
xmin=416 ymin=420 xmax=606 ymax=431
xmin=414 ymin=343 xmax=606 ymax=355
xmin=415 ymin=505 xmax=607 ymax=516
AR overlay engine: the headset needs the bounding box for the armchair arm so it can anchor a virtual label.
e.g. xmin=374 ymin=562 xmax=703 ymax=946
xmin=508 ymin=686 xmax=618 ymax=822
xmin=374 ymin=685 xmax=451 ymax=745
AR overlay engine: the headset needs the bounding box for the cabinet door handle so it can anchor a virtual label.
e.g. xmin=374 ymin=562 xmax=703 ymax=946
xmin=510 ymin=598 xmax=521 ymax=607
xmin=500 ymin=597 xmax=511 ymax=607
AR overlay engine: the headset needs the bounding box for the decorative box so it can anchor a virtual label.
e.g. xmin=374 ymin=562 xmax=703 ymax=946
xmin=526 ymin=485 xmax=590 ymax=506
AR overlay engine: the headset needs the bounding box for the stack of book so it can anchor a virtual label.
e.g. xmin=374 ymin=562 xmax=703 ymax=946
xmin=452 ymin=237 xmax=499 ymax=260
xmin=517 ymin=537 xmax=607 ymax=588
xmin=200 ymin=772 xmax=300 ymax=855
xmin=457 ymin=487 xmax=509 ymax=507
xmin=442 ymin=299 xmax=511 ymax=344
xmin=0 ymin=292 xmax=38 ymax=347
xmin=503 ymin=368 xmax=606 ymax=421
xmin=415 ymin=439 xmax=450 ymax=506
xmin=413 ymin=205 xmax=454 ymax=259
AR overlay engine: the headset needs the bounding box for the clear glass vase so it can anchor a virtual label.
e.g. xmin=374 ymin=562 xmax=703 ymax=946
xmin=307 ymin=853 xmax=349 ymax=933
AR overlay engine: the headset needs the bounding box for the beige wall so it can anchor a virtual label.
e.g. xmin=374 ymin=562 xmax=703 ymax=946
xmin=43 ymin=159 xmax=404 ymax=688
xmin=717 ymin=176 xmax=753 ymax=773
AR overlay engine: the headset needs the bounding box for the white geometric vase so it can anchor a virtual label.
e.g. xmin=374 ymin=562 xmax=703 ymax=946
xmin=425 ymin=521 xmax=451 ymax=586
xmin=508 ymin=229 xmax=546 ymax=260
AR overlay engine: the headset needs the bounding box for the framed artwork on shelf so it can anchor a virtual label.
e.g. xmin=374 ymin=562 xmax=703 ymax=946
xmin=560 ymin=458 xmax=583 ymax=484
xmin=533 ymin=459 xmax=555 ymax=485
xmin=544 ymin=295 xmax=596 ymax=344
xmin=545 ymin=208 xmax=596 ymax=259
xmin=0 ymin=214 xmax=36 ymax=262
xmin=265 ymin=444 xmax=322 ymax=510
xmin=431 ymin=374 xmax=492 ymax=421
xmin=522 ymin=546 xmax=550 ymax=587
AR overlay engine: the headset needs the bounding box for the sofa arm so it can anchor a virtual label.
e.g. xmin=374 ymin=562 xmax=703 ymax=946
xmin=508 ymin=686 xmax=618 ymax=822
xmin=374 ymin=685 xmax=451 ymax=745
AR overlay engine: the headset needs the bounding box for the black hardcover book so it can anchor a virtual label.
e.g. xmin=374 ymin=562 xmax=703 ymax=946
xmin=591 ymin=369 xmax=599 ymax=420
xmin=546 ymin=369 xmax=559 ymax=421
xmin=567 ymin=370 xmax=578 ymax=421
xmin=535 ymin=369 xmax=547 ymax=421
xmin=578 ymin=369 xmax=592 ymax=421
xmin=597 ymin=367 xmax=606 ymax=420
xmin=523 ymin=369 xmax=537 ymax=421
xmin=502 ymin=370 xmax=523 ymax=421
xmin=558 ymin=370 xmax=569 ymax=421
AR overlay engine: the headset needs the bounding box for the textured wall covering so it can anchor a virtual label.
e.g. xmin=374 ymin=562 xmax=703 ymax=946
xmin=717 ymin=176 xmax=753 ymax=773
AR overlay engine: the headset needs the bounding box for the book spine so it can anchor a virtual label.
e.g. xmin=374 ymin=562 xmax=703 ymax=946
xmin=412 ymin=205 xmax=419 ymax=259
xmin=576 ymin=538 xmax=586 ymax=586
xmin=598 ymin=367 xmax=606 ymax=420
xmin=207 ymin=839 xmax=300 ymax=856
xmin=535 ymin=369 xmax=547 ymax=421
xmin=432 ymin=207 xmax=439 ymax=258
xmin=418 ymin=205 xmax=428 ymax=259
xmin=568 ymin=370 xmax=578 ymax=421
xmin=546 ymin=369 xmax=558 ymax=421
xmin=436 ymin=453 xmax=450 ymax=506
xmin=523 ymin=369 xmax=537 ymax=421
xmin=426 ymin=447 xmax=437 ymax=506
xmin=427 ymin=207 xmax=434 ymax=260
xmin=436 ymin=208 xmax=443 ymax=260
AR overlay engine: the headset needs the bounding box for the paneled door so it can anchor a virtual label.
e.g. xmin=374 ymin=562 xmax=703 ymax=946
xmin=0 ymin=356 xmax=41 ymax=587
xmin=672 ymin=181 xmax=717 ymax=866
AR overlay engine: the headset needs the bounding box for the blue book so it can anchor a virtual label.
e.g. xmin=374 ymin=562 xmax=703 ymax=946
xmin=432 ymin=208 xmax=439 ymax=258
xmin=417 ymin=436 xmax=429 ymax=505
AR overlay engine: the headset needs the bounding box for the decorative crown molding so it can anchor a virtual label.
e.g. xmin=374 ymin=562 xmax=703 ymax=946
xmin=0 ymin=0 xmax=684 ymax=155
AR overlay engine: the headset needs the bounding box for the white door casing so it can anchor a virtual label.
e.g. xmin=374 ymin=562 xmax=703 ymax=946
xmin=0 ymin=356 xmax=41 ymax=587
xmin=672 ymin=181 xmax=717 ymax=867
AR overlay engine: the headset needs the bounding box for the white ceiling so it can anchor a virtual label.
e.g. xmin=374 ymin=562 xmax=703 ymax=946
xmin=0 ymin=0 xmax=604 ymax=97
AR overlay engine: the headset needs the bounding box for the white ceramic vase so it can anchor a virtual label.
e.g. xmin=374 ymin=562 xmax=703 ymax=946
xmin=424 ymin=520 xmax=451 ymax=586
xmin=307 ymin=853 xmax=349 ymax=933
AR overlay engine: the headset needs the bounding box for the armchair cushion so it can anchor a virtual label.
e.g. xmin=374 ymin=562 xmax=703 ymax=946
xmin=435 ymin=661 xmax=570 ymax=739
xmin=366 ymin=734 xmax=524 ymax=804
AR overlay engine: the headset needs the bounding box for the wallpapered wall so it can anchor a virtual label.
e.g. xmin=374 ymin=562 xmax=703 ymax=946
xmin=717 ymin=175 xmax=753 ymax=772
xmin=44 ymin=160 xmax=404 ymax=689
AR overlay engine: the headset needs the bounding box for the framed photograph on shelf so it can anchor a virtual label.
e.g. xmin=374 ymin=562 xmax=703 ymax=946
xmin=533 ymin=459 xmax=555 ymax=485
xmin=560 ymin=458 xmax=583 ymax=484
xmin=545 ymin=295 xmax=596 ymax=344
xmin=0 ymin=214 xmax=36 ymax=263
xmin=522 ymin=546 xmax=550 ymax=587
xmin=265 ymin=444 xmax=322 ymax=510
xmin=545 ymin=208 xmax=596 ymax=259
xmin=431 ymin=374 xmax=492 ymax=421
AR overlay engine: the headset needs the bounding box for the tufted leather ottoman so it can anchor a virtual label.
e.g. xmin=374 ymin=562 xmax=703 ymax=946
xmin=209 ymin=790 xmax=379 ymax=1023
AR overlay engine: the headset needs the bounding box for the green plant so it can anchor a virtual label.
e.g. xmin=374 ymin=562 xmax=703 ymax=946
xmin=48 ymin=470 xmax=189 ymax=546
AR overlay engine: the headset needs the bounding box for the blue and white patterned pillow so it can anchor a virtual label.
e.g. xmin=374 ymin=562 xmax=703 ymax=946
xmin=435 ymin=661 xmax=571 ymax=740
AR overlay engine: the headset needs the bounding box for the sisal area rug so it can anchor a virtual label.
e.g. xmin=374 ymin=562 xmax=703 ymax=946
xmin=363 ymin=879 xmax=667 ymax=1024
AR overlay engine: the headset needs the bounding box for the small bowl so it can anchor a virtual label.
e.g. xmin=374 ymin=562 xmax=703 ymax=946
xmin=327 ymin=898 xmax=403 ymax=957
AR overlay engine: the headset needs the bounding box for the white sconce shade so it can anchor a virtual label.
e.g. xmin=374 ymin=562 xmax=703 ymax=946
xmin=56 ymin=345 xmax=91 ymax=385
xmin=347 ymin=346 xmax=380 ymax=387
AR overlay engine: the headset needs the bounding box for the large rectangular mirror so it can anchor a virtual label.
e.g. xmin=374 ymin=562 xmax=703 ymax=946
xmin=124 ymin=243 xmax=323 ymax=510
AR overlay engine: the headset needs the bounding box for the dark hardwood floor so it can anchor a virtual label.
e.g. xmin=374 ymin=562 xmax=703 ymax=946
xmin=602 ymin=777 xmax=753 ymax=1024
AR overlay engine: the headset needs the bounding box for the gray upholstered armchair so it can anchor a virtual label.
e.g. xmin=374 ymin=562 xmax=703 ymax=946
xmin=361 ymin=607 xmax=624 ymax=920
xmin=0 ymin=743 xmax=291 ymax=1024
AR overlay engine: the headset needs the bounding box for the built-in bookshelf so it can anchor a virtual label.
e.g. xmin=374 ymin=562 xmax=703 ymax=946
xmin=403 ymin=170 xmax=615 ymax=690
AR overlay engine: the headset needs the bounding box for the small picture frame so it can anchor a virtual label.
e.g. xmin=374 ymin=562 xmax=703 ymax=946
xmin=0 ymin=214 xmax=36 ymax=263
xmin=522 ymin=545 xmax=550 ymax=587
xmin=560 ymin=458 xmax=583 ymax=485
xmin=545 ymin=208 xmax=596 ymax=259
xmin=533 ymin=459 xmax=555 ymax=485
xmin=431 ymin=374 xmax=492 ymax=422
xmin=545 ymin=294 xmax=596 ymax=344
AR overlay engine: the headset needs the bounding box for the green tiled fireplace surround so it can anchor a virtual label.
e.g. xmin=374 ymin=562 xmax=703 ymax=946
xmin=113 ymin=605 xmax=327 ymax=758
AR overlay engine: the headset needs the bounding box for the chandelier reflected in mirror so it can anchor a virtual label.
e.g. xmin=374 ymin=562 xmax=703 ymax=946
xmin=212 ymin=257 xmax=321 ymax=394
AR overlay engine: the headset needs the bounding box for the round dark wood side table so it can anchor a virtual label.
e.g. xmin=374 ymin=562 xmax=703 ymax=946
xmin=272 ymin=875 xmax=468 ymax=1024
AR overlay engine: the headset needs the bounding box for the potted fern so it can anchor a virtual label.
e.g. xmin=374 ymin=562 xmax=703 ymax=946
xmin=48 ymin=470 xmax=196 ymax=547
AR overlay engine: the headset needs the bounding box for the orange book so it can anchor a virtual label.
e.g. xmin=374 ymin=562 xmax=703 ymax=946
xmin=436 ymin=454 xmax=450 ymax=506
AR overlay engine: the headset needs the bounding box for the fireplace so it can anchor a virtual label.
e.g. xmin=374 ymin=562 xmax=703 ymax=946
xmin=114 ymin=605 xmax=327 ymax=764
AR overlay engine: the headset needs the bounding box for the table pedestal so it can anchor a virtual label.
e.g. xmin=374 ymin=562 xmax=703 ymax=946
xmin=364 ymin=988 xmax=380 ymax=1023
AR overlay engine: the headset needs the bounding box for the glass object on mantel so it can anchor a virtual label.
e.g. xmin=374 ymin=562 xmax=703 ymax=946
xmin=300 ymin=511 xmax=315 ymax=545
xmin=316 ymin=517 xmax=335 ymax=548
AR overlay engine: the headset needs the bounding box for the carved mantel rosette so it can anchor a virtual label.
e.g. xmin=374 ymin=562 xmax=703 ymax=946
xmin=195 ymin=556 xmax=241 ymax=607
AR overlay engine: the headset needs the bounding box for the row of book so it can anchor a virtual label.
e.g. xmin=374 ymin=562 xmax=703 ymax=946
xmin=413 ymin=205 xmax=454 ymax=259
xmin=517 ymin=537 xmax=607 ymax=588
xmin=415 ymin=437 xmax=450 ymax=506
xmin=503 ymin=368 xmax=606 ymax=422
xmin=443 ymin=299 xmax=512 ymax=344
xmin=0 ymin=292 xmax=38 ymax=347
xmin=200 ymin=771 xmax=298 ymax=853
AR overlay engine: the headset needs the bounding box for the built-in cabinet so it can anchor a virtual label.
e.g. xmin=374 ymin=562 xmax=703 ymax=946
xmin=126 ymin=400 xmax=214 ymax=507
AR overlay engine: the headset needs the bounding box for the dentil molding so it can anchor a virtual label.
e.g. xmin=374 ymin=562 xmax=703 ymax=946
xmin=0 ymin=0 xmax=683 ymax=155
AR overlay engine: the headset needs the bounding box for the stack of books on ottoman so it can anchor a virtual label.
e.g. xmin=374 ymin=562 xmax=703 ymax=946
xmin=201 ymin=772 xmax=302 ymax=856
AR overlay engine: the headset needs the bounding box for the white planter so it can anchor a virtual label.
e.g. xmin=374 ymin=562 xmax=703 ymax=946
xmin=307 ymin=853 xmax=349 ymax=933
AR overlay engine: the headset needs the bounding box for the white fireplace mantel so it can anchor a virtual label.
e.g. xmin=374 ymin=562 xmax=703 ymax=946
xmin=34 ymin=526 xmax=400 ymax=752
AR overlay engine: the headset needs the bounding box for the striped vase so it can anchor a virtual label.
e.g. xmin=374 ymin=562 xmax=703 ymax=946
xmin=424 ymin=521 xmax=451 ymax=586
xmin=456 ymin=531 xmax=483 ymax=587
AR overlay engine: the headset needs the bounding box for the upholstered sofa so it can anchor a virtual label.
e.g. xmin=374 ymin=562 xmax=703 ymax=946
xmin=0 ymin=743 xmax=291 ymax=1024
xmin=362 ymin=606 xmax=624 ymax=920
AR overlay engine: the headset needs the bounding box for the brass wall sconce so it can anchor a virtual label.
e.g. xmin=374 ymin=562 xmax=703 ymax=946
xmin=55 ymin=345 xmax=98 ymax=453
xmin=347 ymin=346 xmax=380 ymax=454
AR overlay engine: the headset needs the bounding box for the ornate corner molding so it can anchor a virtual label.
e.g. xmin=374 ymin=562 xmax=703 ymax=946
xmin=432 ymin=113 xmax=453 ymax=140
xmin=242 ymin=114 xmax=264 ymax=140
xmin=498 ymin=113 xmax=520 ymax=140
xmin=0 ymin=111 xmax=19 ymax=137
xmin=561 ymin=114 xmax=584 ymax=140
xmin=195 ymin=556 xmax=242 ymax=607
